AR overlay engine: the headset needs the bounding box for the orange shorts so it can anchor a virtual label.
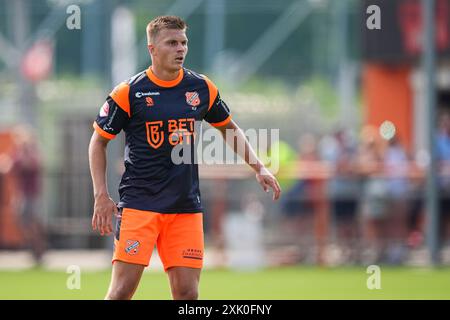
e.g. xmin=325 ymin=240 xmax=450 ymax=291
xmin=112 ymin=208 xmax=204 ymax=271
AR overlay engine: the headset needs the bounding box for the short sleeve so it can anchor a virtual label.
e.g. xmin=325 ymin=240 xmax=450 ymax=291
xmin=203 ymin=92 xmax=232 ymax=127
xmin=93 ymin=82 xmax=130 ymax=140
xmin=202 ymin=75 xmax=232 ymax=127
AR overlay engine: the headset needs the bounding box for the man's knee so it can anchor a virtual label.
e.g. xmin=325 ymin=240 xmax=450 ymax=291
xmin=168 ymin=266 xmax=201 ymax=300
xmin=172 ymin=286 xmax=198 ymax=300
xmin=106 ymin=261 xmax=144 ymax=300
xmin=106 ymin=283 xmax=135 ymax=300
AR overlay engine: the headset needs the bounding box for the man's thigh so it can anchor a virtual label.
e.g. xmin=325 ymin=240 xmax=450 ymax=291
xmin=113 ymin=208 xmax=161 ymax=266
xmin=157 ymin=213 xmax=204 ymax=271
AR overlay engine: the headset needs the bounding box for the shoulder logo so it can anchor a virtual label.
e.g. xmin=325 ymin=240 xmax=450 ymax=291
xmin=125 ymin=240 xmax=140 ymax=255
xmin=185 ymin=91 xmax=200 ymax=108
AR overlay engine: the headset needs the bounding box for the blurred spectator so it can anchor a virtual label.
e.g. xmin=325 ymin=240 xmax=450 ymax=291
xmin=0 ymin=130 xmax=24 ymax=249
xmin=0 ymin=151 xmax=15 ymax=247
xmin=356 ymin=126 xmax=388 ymax=264
xmin=436 ymin=112 xmax=450 ymax=165
xmin=12 ymin=125 xmax=46 ymax=264
xmin=383 ymin=135 xmax=410 ymax=263
xmin=437 ymin=111 xmax=450 ymax=245
xmin=264 ymin=139 xmax=297 ymax=191
xmin=320 ymin=129 xmax=359 ymax=259
xmin=280 ymin=134 xmax=319 ymax=245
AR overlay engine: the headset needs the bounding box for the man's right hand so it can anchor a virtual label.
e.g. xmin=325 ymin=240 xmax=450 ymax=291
xmin=92 ymin=194 xmax=119 ymax=236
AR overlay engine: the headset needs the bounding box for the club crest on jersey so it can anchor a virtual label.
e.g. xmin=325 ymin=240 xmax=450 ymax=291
xmin=125 ymin=240 xmax=140 ymax=255
xmin=185 ymin=91 xmax=200 ymax=109
xmin=99 ymin=101 xmax=109 ymax=117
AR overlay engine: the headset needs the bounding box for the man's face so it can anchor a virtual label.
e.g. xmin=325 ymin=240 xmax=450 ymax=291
xmin=149 ymin=28 xmax=188 ymax=72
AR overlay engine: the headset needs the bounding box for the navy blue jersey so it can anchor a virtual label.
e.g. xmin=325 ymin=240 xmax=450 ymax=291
xmin=93 ymin=67 xmax=231 ymax=213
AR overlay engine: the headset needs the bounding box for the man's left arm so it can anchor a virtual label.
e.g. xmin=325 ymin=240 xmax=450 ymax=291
xmin=215 ymin=119 xmax=281 ymax=201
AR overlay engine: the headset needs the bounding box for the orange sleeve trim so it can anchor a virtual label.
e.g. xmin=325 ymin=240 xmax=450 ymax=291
xmin=210 ymin=115 xmax=232 ymax=127
xmin=109 ymin=82 xmax=131 ymax=117
xmin=202 ymin=75 xmax=219 ymax=112
xmin=93 ymin=122 xmax=115 ymax=140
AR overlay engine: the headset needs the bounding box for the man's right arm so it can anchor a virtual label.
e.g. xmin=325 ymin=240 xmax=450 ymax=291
xmin=88 ymin=131 xmax=118 ymax=236
xmin=89 ymin=82 xmax=130 ymax=236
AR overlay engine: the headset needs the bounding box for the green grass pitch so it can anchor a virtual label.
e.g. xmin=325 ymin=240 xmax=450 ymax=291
xmin=1 ymin=266 xmax=450 ymax=299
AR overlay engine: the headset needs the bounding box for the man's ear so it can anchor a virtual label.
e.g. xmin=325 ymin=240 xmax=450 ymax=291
xmin=147 ymin=44 xmax=154 ymax=56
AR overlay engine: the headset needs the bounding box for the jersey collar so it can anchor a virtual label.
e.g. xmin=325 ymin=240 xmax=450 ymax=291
xmin=146 ymin=67 xmax=184 ymax=88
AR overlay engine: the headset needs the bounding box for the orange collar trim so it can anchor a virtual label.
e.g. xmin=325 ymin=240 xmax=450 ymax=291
xmin=146 ymin=67 xmax=184 ymax=88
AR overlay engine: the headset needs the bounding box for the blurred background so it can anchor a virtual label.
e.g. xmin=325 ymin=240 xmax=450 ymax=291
xmin=1 ymin=0 xmax=450 ymax=299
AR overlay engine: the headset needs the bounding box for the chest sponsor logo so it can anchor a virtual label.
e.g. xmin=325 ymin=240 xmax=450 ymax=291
xmin=185 ymin=91 xmax=200 ymax=108
xmin=145 ymin=118 xmax=196 ymax=149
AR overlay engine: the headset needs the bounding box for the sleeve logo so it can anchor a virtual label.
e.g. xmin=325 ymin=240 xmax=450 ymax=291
xmin=99 ymin=101 xmax=109 ymax=117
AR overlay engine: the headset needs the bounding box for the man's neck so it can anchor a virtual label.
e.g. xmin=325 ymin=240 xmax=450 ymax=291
xmin=150 ymin=65 xmax=180 ymax=81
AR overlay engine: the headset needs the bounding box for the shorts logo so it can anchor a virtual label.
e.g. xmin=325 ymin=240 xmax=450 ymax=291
xmin=185 ymin=91 xmax=200 ymax=108
xmin=146 ymin=121 xmax=164 ymax=149
xmin=182 ymin=248 xmax=203 ymax=260
xmin=125 ymin=240 xmax=140 ymax=255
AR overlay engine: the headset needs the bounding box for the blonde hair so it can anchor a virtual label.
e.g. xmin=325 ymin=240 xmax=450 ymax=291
xmin=146 ymin=16 xmax=187 ymax=44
